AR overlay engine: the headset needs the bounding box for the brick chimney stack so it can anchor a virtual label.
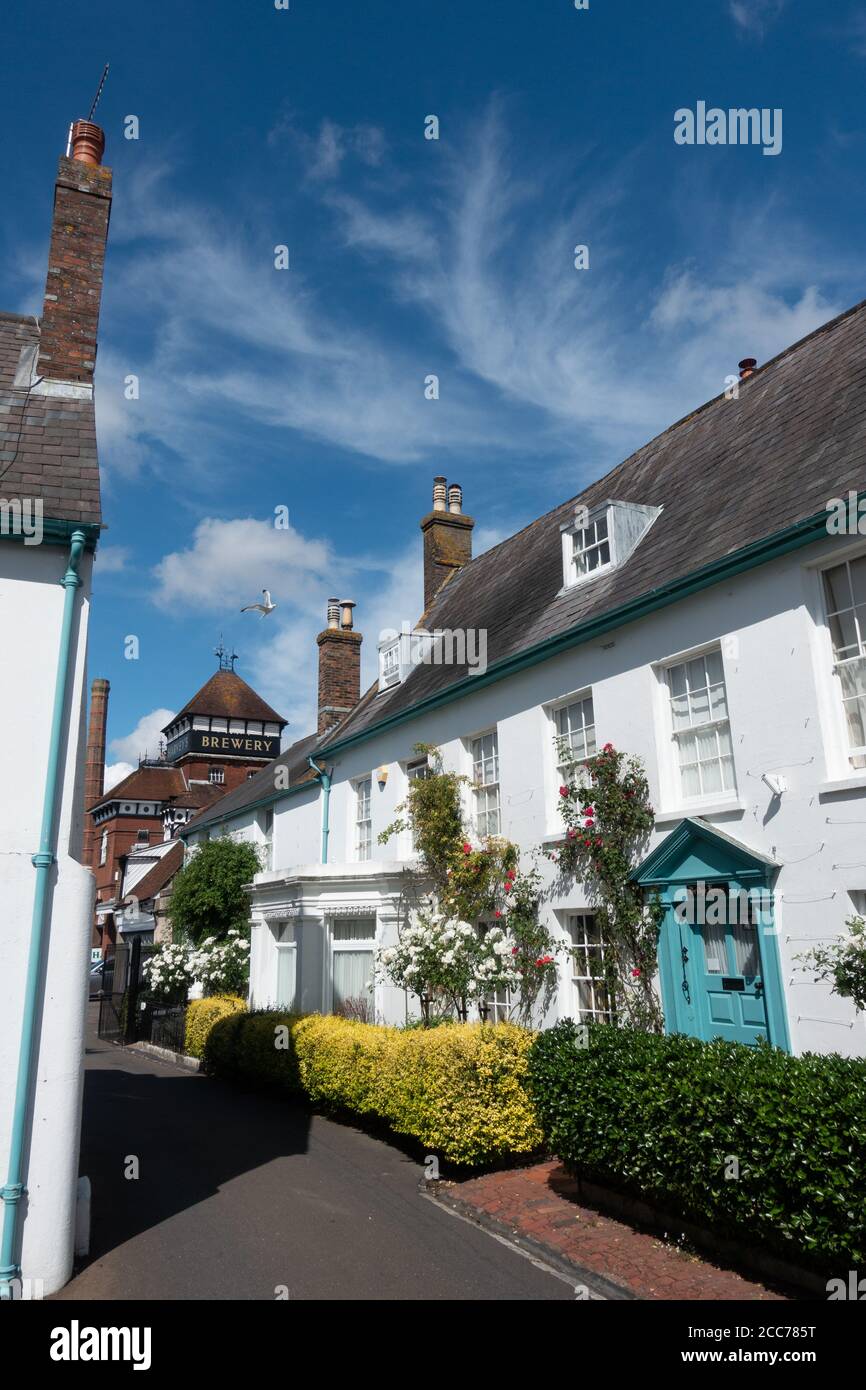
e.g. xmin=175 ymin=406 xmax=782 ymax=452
xmin=37 ymin=120 xmax=112 ymax=386
xmin=316 ymin=599 xmax=362 ymax=738
xmin=420 ymin=476 xmax=474 ymax=611
xmin=83 ymin=677 xmax=110 ymax=868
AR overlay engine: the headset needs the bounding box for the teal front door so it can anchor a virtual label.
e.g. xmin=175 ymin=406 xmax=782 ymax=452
xmin=634 ymin=818 xmax=790 ymax=1052
xmin=683 ymin=885 xmax=769 ymax=1045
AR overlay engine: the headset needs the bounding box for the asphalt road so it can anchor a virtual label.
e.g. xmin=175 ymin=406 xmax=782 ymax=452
xmin=57 ymin=1017 xmax=576 ymax=1301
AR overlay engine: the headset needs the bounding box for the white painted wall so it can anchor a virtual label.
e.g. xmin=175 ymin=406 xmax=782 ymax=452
xmin=0 ymin=540 xmax=95 ymax=1296
xmin=189 ymin=535 xmax=866 ymax=1056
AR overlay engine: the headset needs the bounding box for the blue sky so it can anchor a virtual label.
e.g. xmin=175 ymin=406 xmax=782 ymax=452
xmin=3 ymin=0 xmax=866 ymax=785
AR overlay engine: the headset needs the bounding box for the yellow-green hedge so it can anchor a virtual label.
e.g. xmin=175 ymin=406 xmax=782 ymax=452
xmin=185 ymin=994 xmax=247 ymax=1059
xmin=205 ymin=1011 xmax=543 ymax=1167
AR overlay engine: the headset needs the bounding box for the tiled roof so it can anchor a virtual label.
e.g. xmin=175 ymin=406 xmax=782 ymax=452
xmin=0 ymin=311 xmax=101 ymax=527
xmin=330 ymin=298 xmax=866 ymax=745
xmin=169 ymin=669 xmax=287 ymax=728
xmin=185 ymin=730 xmax=321 ymax=831
xmin=90 ymin=765 xmax=224 ymax=814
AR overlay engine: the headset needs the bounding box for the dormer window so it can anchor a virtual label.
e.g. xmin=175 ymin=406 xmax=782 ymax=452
xmin=380 ymin=640 xmax=401 ymax=689
xmin=377 ymin=627 xmax=437 ymax=692
xmin=572 ymin=514 xmax=612 ymax=579
xmin=561 ymin=499 xmax=661 ymax=591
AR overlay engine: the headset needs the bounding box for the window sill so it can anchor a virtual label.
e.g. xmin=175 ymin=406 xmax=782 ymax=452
xmin=655 ymin=796 xmax=746 ymax=825
xmin=819 ymin=772 xmax=866 ymax=795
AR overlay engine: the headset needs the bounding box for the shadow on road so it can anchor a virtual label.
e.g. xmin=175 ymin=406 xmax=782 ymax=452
xmin=79 ymin=1052 xmax=311 ymax=1265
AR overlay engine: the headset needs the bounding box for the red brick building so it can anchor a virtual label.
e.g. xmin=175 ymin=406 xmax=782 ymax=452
xmin=86 ymin=659 xmax=286 ymax=950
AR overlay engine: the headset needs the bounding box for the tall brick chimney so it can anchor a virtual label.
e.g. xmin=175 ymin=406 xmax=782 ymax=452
xmin=316 ymin=599 xmax=362 ymax=738
xmin=37 ymin=120 xmax=112 ymax=386
xmin=83 ymin=677 xmax=110 ymax=868
xmin=420 ymin=477 xmax=474 ymax=611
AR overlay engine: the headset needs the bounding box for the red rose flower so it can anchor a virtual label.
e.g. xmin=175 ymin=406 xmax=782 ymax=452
xmin=559 ymin=785 xmax=569 ymax=797
xmin=504 ymin=883 xmax=512 ymax=894
xmin=566 ymin=829 xmax=576 ymax=840
xmin=631 ymin=968 xmax=641 ymax=978
xmin=495 ymin=910 xmax=502 ymax=919
xmin=462 ymin=842 xmax=471 ymax=854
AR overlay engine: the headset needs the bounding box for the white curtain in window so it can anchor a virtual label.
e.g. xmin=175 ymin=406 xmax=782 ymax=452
xmin=276 ymin=946 xmax=297 ymax=1009
xmin=333 ymin=950 xmax=374 ymax=1007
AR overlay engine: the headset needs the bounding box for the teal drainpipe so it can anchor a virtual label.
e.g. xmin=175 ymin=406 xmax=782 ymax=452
xmin=308 ymin=757 xmax=332 ymax=864
xmin=0 ymin=530 xmax=86 ymax=1300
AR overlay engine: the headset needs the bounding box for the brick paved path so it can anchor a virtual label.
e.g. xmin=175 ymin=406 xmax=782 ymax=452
xmin=440 ymin=1161 xmax=792 ymax=1300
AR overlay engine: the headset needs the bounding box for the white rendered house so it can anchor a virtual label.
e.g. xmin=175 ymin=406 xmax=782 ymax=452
xmin=187 ymin=306 xmax=866 ymax=1059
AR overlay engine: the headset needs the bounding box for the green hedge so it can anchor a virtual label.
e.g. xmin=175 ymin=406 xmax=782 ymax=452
xmin=204 ymin=1011 xmax=542 ymax=1166
xmin=184 ymin=994 xmax=247 ymax=1059
xmin=528 ymin=1020 xmax=866 ymax=1267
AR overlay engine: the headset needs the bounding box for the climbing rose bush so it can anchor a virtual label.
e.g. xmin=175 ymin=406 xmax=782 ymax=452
xmin=376 ymin=904 xmax=520 ymax=1024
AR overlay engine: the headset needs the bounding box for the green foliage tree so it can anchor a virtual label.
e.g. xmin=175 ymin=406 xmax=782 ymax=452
xmin=798 ymin=917 xmax=866 ymax=1013
xmin=168 ymin=837 xmax=261 ymax=946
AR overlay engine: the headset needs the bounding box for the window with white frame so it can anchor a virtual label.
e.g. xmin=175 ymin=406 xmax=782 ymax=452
xmin=208 ymin=766 xmax=224 ymax=785
xmin=99 ymin=830 xmax=108 ymax=866
xmin=567 ymin=913 xmax=614 ymax=1023
xmin=471 ymin=732 xmax=500 ymax=837
xmin=822 ymin=556 xmax=866 ymax=770
xmin=273 ymin=921 xmax=297 ymax=1009
xmin=406 ymin=756 xmax=430 ymax=850
xmin=355 ymin=777 xmax=372 ymax=860
xmin=571 ymin=513 xmax=611 ymax=579
xmin=555 ymin=692 xmax=596 ymax=773
xmin=331 ymin=916 xmax=376 ymax=1015
xmin=477 ymin=921 xmax=511 ymax=1022
xmin=665 ymin=649 xmax=735 ymax=799
xmin=380 ymin=640 xmax=400 ymax=689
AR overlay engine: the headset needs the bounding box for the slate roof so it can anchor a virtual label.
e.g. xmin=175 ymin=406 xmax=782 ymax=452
xmin=0 ymin=311 xmax=101 ymax=527
xmin=168 ymin=669 xmax=287 ymax=729
xmin=329 ymin=298 xmax=866 ymax=746
xmin=185 ymin=730 xmax=322 ymax=832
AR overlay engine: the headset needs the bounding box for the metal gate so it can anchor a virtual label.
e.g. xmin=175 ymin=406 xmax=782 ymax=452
xmin=97 ymin=937 xmax=145 ymax=1043
xmin=97 ymin=938 xmax=186 ymax=1049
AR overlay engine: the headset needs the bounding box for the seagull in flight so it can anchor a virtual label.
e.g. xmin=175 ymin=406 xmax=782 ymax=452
xmin=241 ymin=588 xmax=276 ymax=618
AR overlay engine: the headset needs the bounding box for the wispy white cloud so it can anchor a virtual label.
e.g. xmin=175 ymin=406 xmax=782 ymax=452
xmin=152 ymin=516 xmax=333 ymax=614
xmin=93 ymin=544 xmax=130 ymax=573
xmin=108 ymin=707 xmax=176 ymax=765
xmin=730 ymin=0 xmax=787 ymax=37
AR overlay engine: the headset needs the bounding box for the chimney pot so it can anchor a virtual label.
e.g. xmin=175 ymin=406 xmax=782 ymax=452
xmin=421 ymin=477 xmax=475 ymax=611
xmin=738 ymin=357 xmax=757 ymax=380
xmin=70 ymin=119 xmax=106 ymax=167
xmin=37 ymin=127 xmax=112 ymax=385
xmin=317 ymin=604 xmax=362 ymax=737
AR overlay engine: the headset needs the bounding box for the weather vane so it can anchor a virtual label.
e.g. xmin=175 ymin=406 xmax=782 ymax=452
xmin=214 ymin=636 xmax=239 ymax=672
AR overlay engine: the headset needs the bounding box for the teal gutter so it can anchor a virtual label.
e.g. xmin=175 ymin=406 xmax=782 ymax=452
xmin=308 ymin=758 xmax=332 ymax=863
xmin=0 ymin=530 xmax=87 ymax=1300
xmin=0 ymin=518 xmax=100 ymax=551
xmin=317 ymin=501 xmax=855 ymax=762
